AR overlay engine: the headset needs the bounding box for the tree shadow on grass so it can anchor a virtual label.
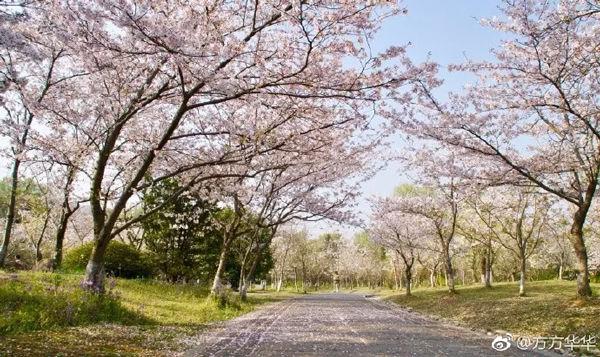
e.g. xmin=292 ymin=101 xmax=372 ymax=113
xmin=0 ymin=274 xmax=152 ymax=337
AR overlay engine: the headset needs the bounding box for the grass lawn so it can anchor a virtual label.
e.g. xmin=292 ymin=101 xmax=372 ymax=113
xmin=0 ymin=271 xmax=298 ymax=356
xmin=385 ymin=280 xmax=600 ymax=341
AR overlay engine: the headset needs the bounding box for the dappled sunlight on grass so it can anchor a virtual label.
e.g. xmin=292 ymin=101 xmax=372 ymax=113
xmin=0 ymin=271 xmax=147 ymax=336
xmin=386 ymin=280 xmax=600 ymax=339
xmin=0 ymin=271 xmax=297 ymax=356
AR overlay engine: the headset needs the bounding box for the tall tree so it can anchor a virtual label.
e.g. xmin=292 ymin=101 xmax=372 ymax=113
xmin=4 ymin=1 xmax=431 ymax=292
xmin=370 ymin=205 xmax=425 ymax=296
xmin=0 ymin=3 xmax=74 ymax=266
xmin=405 ymin=0 xmax=600 ymax=297
xmin=141 ymin=179 xmax=221 ymax=283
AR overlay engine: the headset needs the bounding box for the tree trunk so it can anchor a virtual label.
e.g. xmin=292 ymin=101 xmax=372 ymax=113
xmin=484 ymin=242 xmax=492 ymax=288
xmin=82 ymin=238 xmax=110 ymax=293
xmin=211 ymin=238 xmax=231 ymax=297
xmin=238 ymin=231 xmax=259 ymax=293
xmin=240 ymin=254 xmax=261 ymax=301
xmin=0 ymin=159 xmax=21 ymax=267
xmin=240 ymin=282 xmax=249 ymax=300
xmin=405 ymin=267 xmax=412 ymax=296
xmin=558 ymin=258 xmax=564 ymax=280
xmin=278 ymin=243 xmax=289 ymax=292
xmin=484 ymin=260 xmax=492 ymax=288
xmin=294 ymin=267 xmax=299 ymax=292
xmin=52 ymin=212 xmax=71 ymax=270
xmin=444 ymin=248 xmax=455 ymax=293
xmin=392 ymin=257 xmax=400 ymax=291
xmin=570 ymin=216 xmax=592 ymax=298
xmin=301 ymin=261 xmax=306 ymax=293
xmin=429 ymin=269 xmax=435 ymax=287
xmin=53 ymin=165 xmax=78 ymax=270
xmin=34 ymin=211 xmax=51 ymax=263
xmin=238 ymin=264 xmax=246 ymax=292
xmin=480 ymin=256 xmax=486 ymax=284
xmin=518 ymin=253 xmax=526 ymax=296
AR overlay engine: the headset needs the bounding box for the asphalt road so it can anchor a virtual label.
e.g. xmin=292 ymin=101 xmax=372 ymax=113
xmin=183 ymin=293 xmax=551 ymax=356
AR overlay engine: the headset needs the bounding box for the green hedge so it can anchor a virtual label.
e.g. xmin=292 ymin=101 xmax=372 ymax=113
xmin=62 ymin=241 xmax=155 ymax=279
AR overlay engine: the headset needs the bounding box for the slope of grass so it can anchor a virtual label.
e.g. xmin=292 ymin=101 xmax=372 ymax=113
xmin=385 ymin=280 xmax=600 ymax=339
xmin=0 ymin=271 xmax=297 ymax=356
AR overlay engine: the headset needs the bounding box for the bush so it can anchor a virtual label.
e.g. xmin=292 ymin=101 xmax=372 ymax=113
xmin=562 ymin=270 xmax=578 ymax=281
xmin=529 ymin=267 xmax=558 ymax=281
xmin=62 ymin=241 xmax=155 ymax=279
xmin=591 ymin=271 xmax=600 ymax=284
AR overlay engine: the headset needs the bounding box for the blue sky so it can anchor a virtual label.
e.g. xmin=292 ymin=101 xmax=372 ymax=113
xmin=362 ymin=0 xmax=505 ymax=194
xmin=308 ymin=1 xmax=508 ymax=237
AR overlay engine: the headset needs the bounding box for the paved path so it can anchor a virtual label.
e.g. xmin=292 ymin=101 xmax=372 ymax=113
xmin=184 ymin=293 xmax=549 ymax=356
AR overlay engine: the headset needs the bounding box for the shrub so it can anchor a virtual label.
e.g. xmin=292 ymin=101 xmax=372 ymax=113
xmin=62 ymin=241 xmax=155 ymax=279
xmin=591 ymin=271 xmax=600 ymax=284
xmin=529 ymin=267 xmax=558 ymax=281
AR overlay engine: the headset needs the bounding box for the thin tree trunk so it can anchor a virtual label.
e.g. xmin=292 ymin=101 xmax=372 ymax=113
xmin=392 ymin=256 xmax=400 ymax=291
xmin=480 ymin=256 xmax=485 ymax=284
xmin=52 ymin=214 xmax=69 ymax=270
xmin=519 ymin=254 xmax=526 ymax=297
xmin=53 ymin=165 xmax=79 ymax=270
xmin=211 ymin=238 xmax=231 ymax=297
xmin=294 ymin=266 xmax=298 ymax=292
xmin=0 ymin=159 xmax=21 ymax=267
xmin=238 ymin=231 xmax=259 ymax=292
xmin=35 ymin=212 xmax=51 ymax=262
xmin=277 ymin=242 xmax=290 ymax=292
xmin=240 ymin=253 xmax=261 ymax=301
xmin=405 ymin=267 xmax=412 ymax=296
xmin=484 ymin=241 xmax=493 ymax=288
xmin=429 ymin=268 xmax=435 ymax=287
xmin=444 ymin=247 xmax=455 ymax=293
xmin=241 ymin=228 xmax=276 ymax=300
xmin=301 ymin=261 xmax=306 ymax=293
xmin=558 ymin=257 xmax=564 ymax=280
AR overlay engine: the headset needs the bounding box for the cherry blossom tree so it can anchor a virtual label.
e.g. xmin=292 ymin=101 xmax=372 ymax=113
xmin=370 ymin=201 xmax=429 ymax=296
xmin=404 ymin=0 xmax=600 ymax=297
xmin=543 ymin=219 xmax=574 ymax=280
xmin=459 ymin=190 xmax=502 ymax=288
xmin=390 ymin=152 xmax=471 ymax=293
xmin=231 ymin=143 xmax=372 ymax=299
xmin=472 ymin=187 xmax=552 ymax=296
xmin=0 ymin=2 xmax=79 ymax=266
xmin=2 ymin=1 xmax=434 ymax=292
xmin=271 ymin=227 xmax=305 ymax=292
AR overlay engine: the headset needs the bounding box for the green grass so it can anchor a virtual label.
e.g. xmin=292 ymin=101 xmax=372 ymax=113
xmin=0 ymin=271 xmax=299 ymax=356
xmin=385 ymin=280 xmax=600 ymax=339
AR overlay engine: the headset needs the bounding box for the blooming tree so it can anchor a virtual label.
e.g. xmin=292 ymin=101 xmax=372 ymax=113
xmin=476 ymin=187 xmax=552 ymax=296
xmin=1 ymin=1 xmax=434 ymax=292
xmin=403 ymin=0 xmax=600 ymax=297
xmin=370 ymin=200 xmax=431 ymax=296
